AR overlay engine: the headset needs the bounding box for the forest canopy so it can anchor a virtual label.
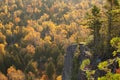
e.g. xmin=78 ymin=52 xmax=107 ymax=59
xmin=0 ymin=0 xmax=120 ymax=80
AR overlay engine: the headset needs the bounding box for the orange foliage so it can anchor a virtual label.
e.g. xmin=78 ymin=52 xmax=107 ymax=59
xmin=15 ymin=17 xmax=21 ymax=23
xmin=7 ymin=66 xmax=16 ymax=74
xmin=7 ymin=66 xmax=25 ymax=80
xmin=116 ymin=68 xmax=120 ymax=74
xmin=40 ymin=74 xmax=49 ymax=80
xmin=0 ymin=72 xmax=8 ymax=80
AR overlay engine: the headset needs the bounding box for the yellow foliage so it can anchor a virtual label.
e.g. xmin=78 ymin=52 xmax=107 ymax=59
xmin=27 ymin=20 xmax=32 ymax=24
xmin=8 ymin=0 xmax=15 ymax=4
xmin=0 ymin=23 xmax=4 ymax=29
xmin=39 ymin=13 xmax=49 ymax=22
xmin=69 ymin=34 xmax=77 ymax=43
xmin=80 ymin=26 xmax=90 ymax=39
xmin=14 ymin=10 xmax=22 ymax=17
xmin=6 ymin=30 xmax=12 ymax=36
xmin=4 ymin=5 xmax=8 ymax=14
xmin=44 ymin=36 xmax=51 ymax=44
xmin=0 ymin=44 xmax=5 ymax=55
xmin=31 ymin=61 xmax=38 ymax=72
xmin=27 ymin=20 xmax=37 ymax=27
xmin=54 ymin=35 xmax=63 ymax=44
xmin=34 ymin=7 xmax=40 ymax=13
xmin=36 ymin=26 xmax=43 ymax=32
xmin=26 ymin=5 xmax=33 ymax=13
xmin=5 ymin=22 xmax=13 ymax=30
xmin=14 ymin=43 xmax=19 ymax=48
xmin=56 ymin=75 xmax=62 ymax=80
xmin=44 ymin=36 xmax=51 ymax=41
xmin=13 ymin=30 xmax=18 ymax=34
xmin=64 ymin=14 xmax=69 ymax=20
xmin=24 ymin=26 xmax=35 ymax=33
xmin=61 ymin=30 xmax=67 ymax=35
xmin=26 ymin=44 xmax=35 ymax=54
xmin=23 ymin=29 xmax=41 ymax=46
xmin=13 ymin=26 xmax=19 ymax=34
xmin=0 ymin=32 xmax=6 ymax=43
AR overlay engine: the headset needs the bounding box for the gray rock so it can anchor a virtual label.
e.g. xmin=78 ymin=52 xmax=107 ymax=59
xmin=62 ymin=44 xmax=78 ymax=80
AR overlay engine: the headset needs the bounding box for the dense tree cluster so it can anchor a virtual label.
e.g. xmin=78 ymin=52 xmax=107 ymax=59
xmin=0 ymin=0 xmax=120 ymax=80
xmin=80 ymin=0 xmax=120 ymax=79
xmin=0 ymin=0 xmax=92 ymax=79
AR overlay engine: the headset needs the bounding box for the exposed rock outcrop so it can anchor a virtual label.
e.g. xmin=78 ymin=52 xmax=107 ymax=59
xmin=62 ymin=43 xmax=92 ymax=80
xmin=62 ymin=44 xmax=78 ymax=80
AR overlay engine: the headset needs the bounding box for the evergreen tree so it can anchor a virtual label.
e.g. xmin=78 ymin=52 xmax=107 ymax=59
xmin=46 ymin=61 xmax=56 ymax=80
xmin=106 ymin=0 xmax=119 ymax=54
xmin=88 ymin=5 xmax=102 ymax=56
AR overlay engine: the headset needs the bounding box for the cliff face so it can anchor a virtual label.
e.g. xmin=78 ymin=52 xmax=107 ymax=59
xmin=78 ymin=44 xmax=92 ymax=80
xmin=62 ymin=44 xmax=78 ymax=80
xmin=62 ymin=43 xmax=92 ymax=80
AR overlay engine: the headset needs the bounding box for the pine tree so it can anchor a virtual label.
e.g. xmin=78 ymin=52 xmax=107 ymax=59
xmin=88 ymin=5 xmax=102 ymax=56
xmin=106 ymin=0 xmax=119 ymax=54
xmin=46 ymin=61 xmax=56 ymax=80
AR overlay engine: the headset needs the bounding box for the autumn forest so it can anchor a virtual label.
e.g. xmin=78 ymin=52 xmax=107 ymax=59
xmin=0 ymin=0 xmax=120 ymax=80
